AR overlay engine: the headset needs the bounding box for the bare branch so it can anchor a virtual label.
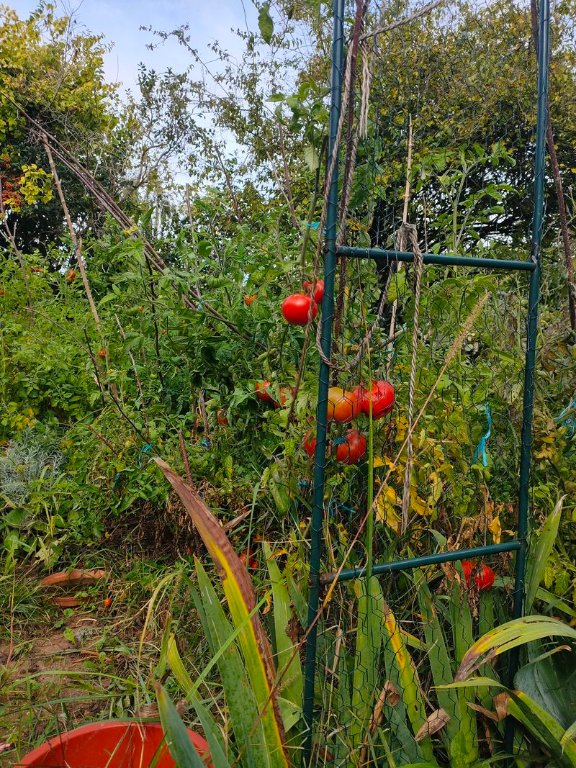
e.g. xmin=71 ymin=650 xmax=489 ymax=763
xmin=360 ymin=0 xmax=445 ymax=41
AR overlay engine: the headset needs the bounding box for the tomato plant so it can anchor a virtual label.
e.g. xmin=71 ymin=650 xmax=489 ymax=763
xmin=303 ymin=279 xmax=324 ymax=304
xmin=327 ymin=387 xmax=361 ymax=423
xmin=281 ymin=293 xmax=318 ymax=325
xmin=361 ymin=380 xmax=395 ymax=419
xmin=334 ymin=429 xmax=367 ymax=464
xmin=462 ymin=560 xmax=495 ymax=591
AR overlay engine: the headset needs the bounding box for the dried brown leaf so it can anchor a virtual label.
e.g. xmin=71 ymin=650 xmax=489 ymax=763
xmin=466 ymin=701 xmax=500 ymax=722
xmin=40 ymin=569 xmax=108 ymax=587
xmin=494 ymin=692 xmax=509 ymax=721
xmin=414 ymin=708 xmax=450 ymax=742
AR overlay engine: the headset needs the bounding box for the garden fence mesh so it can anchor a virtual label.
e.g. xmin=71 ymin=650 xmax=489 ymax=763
xmin=300 ymin=0 xmax=548 ymax=763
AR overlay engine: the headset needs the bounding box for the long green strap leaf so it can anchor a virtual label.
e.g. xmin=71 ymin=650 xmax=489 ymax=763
xmin=525 ymin=496 xmax=565 ymax=614
xmin=350 ymin=576 xmax=384 ymax=758
xmin=381 ymin=598 xmax=438 ymax=764
xmin=155 ymin=682 xmax=206 ymax=768
xmin=194 ymin=560 xmax=267 ymax=768
xmin=507 ymin=691 xmax=576 ymax=768
xmin=416 ymin=573 xmax=477 ymax=767
xmin=456 ymin=616 xmax=576 ymax=681
xmin=154 ymin=459 xmax=288 ymax=768
xmin=263 ymin=542 xmax=303 ymax=713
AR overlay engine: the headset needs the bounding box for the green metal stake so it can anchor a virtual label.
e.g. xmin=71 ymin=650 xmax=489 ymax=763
xmin=302 ymin=0 xmax=344 ymax=764
xmin=513 ymin=0 xmax=549 ymax=638
xmin=505 ymin=0 xmax=550 ymax=752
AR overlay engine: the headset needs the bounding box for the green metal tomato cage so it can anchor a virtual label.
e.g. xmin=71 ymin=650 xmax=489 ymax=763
xmin=302 ymin=0 xmax=551 ymax=762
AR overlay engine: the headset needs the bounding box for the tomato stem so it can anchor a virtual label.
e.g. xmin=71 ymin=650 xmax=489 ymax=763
xmin=366 ymin=410 xmax=374 ymax=579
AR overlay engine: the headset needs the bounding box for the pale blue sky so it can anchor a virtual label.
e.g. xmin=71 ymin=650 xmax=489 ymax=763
xmin=9 ymin=0 xmax=257 ymax=92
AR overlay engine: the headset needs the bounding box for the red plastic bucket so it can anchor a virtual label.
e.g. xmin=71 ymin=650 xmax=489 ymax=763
xmin=16 ymin=720 xmax=210 ymax=767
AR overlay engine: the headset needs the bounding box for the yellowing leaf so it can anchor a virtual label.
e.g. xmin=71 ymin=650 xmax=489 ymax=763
xmin=488 ymin=516 xmax=502 ymax=544
xmin=411 ymin=488 xmax=430 ymax=517
xmin=376 ymin=485 xmax=400 ymax=533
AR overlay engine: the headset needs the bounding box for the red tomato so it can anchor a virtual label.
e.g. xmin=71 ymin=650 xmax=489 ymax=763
xmin=303 ymin=430 xmax=317 ymax=457
xmin=244 ymin=294 xmax=257 ymax=305
xmin=462 ymin=560 xmax=474 ymax=583
xmin=282 ymin=294 xmax=318 ymax=326
xmin=361 ymin=380 xmax=395 ymax=419
xmin=462 ymin=560 xmax=495 ymax=591
xmin=217 ymin=408 xmax=229 ymax=426
xmin=335 ymin=429 xmax=367 ymax=464
xmin=327 ymin=387 xmax=361 ymax=423
xmin=66 ymin=268 xmax=77 ymax=283
xmin=103 ymin=597 xmax=112 ymax=609
xmin=97 ymin=348 xmax=107 ymax=359
xmin=239 ymin=549 xmax=258 ymax=571
xmin=256 ymin=381 xmax=275 ymax=404
xmin=303 ymin=279 xmax=324 ymax=304
xmin=475 ymin=564 xmax=495 ymax=590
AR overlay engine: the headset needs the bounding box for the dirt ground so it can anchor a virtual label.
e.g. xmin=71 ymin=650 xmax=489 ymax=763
xmin=1 ymin=612 xmax=117 ymax=765
xmin=0 ymin=560 xmax=195 ymax=766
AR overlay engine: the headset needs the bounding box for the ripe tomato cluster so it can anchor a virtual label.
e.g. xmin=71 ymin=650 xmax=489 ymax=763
xmin=303 ymin=427 xmax=367 ymax=464
xmin=302 ymin=380 xmax=395 ymax=465
xmin=462 ymin=560 xmax=495 ymax=591
xmin=327 ymin=381 xmax=395 ymax=423
xmin=281 ymin=279 xmax=324 ymax=326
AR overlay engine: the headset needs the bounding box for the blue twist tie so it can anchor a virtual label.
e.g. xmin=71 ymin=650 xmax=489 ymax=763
xmin=307 ymin=221 xmax=320 ymax=230
xmin=137 ymin=443 xmax=153 ymax=467
xmin=555 ymin=395 xmax=576 ymax=437
xmin=329 ymin=500 xmax=356 ymax=518
xmin=472 ymin=403 xmax=492 ymax=466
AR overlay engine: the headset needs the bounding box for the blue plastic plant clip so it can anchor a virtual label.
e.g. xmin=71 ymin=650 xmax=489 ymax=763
xmin=472 ymin=403 xmax=492 ymax=466
xmin=137 ymin=443 xmax=153 ymax=467
xmin=555 ymin=395 xmax=576 ymax=437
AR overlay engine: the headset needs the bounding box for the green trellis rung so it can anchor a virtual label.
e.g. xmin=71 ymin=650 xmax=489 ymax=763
xmin=302 ymin=0 xmax=551 ymax=764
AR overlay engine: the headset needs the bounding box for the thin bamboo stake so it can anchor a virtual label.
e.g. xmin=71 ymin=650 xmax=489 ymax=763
xmin=42 ymin=135 xmax=101 ymax=332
